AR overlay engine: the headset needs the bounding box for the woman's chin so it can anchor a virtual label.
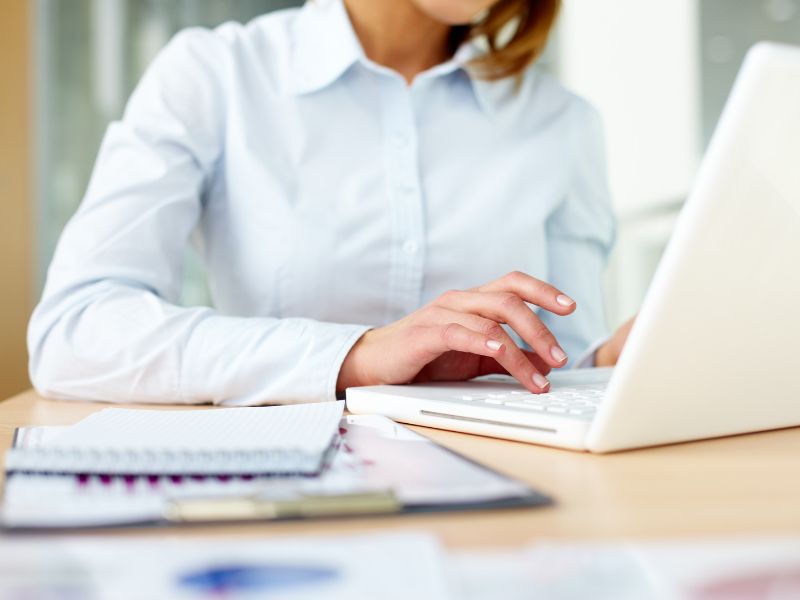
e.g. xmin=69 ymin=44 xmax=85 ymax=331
xmin=410 ymin=0 xmax=497 ymax=26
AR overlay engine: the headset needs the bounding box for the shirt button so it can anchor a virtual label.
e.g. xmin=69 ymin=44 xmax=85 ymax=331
xmin=394 ymin=132 xmax=410 ymax=147
xmin=397 ymin=183 xmax=416 ymax=195
xmin=402 ymin=240 xmax=419 ymax=256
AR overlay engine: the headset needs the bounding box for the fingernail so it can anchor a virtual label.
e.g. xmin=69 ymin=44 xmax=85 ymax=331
xmin=486 ymin=340 xmax=503 ymax=351
xmin=550 ymin=346 xmax=568 ymax=363
xmin=532 ymin=373 xmax=550 ymax=389
xmin=556 ymin=294 xmax=575 ymax=307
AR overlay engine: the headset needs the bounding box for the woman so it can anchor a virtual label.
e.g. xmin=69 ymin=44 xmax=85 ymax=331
xmin=28 ymin=0 xmax=631 ymax=406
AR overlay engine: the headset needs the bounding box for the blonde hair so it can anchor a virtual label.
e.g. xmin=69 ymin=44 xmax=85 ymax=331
xmin=453 ymin=0 xmax=561 ymax=80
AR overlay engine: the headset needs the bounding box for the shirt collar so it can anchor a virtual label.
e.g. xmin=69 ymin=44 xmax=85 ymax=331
xmin=289 ymin=0 xmax=363 ymax=95
xmin=469 ymin=72 xmax=520 ymax=119
xmin=289 ymin=0 xmax=510 ymax=117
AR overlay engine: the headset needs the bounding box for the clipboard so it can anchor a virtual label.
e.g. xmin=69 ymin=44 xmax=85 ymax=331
xmin=1 ymin=415 xmax=552 ymax=530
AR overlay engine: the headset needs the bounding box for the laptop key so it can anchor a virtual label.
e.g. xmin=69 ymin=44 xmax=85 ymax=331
xmin=506 ymin=402 xmax=545 ymax=411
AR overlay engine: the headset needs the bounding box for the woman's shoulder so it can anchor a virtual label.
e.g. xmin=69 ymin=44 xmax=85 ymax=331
xmin=476 ymin=63 xmax=604 ymax=147
xmin=521 ymin=65 xmax=601 ymax=128
xmin=151 ymin=8 xmax=303 ymax=91
xmin=169 ymin=7 xmax=300 ymax=50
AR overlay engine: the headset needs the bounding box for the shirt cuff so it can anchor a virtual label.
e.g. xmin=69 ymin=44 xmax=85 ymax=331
xmin=326 ymin=325 xmax=372 ymax=402
xmin=181 ymin=316 xmax=372 ymax=406
xmin=573 ymin=336 xmax=609 ymax=369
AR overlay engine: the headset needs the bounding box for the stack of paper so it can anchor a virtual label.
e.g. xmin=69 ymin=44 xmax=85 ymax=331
xmin=1 ymin=414 xmax=549 ymax=530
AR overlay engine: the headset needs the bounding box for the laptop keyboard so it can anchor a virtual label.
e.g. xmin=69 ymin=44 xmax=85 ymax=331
xmin=446 ymin=384 xmax=608 ymax=420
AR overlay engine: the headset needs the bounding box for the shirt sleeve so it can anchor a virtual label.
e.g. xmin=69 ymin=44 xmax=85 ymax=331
xmin=539 ymin=99 xmax=616 ymax=367
xmin=27 ymin=27 xmax=369 ymax=406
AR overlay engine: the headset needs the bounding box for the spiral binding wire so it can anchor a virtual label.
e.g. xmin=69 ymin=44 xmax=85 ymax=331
xmin=4 ymin=446 xmax=322 ymax=476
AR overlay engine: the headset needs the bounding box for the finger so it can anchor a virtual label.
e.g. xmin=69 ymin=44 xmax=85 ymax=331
xmin=419 ymin=306 xmax=550 ymax=374
xmin=419 ymin=322 xmax=504 ymax=361
xmin=417 ymin=306 xmax=519 ymax=348
xmin=474 ymin=271 xmax=576 ymax=316
xmin=478 ymin=350 xmax=552 ymax=378
xmin=423 ymin=307 xmax=556 ymax=391
xmin=435 ymin=290 xmax=569 ymax=369
xmin=419 ymin=321 xmax=551 ymax=393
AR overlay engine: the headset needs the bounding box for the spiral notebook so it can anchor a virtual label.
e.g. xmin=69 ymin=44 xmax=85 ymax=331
xmin=4 ymin=402 xmax=344 ymax=476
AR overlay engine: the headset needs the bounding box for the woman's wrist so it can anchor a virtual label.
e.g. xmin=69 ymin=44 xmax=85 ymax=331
xmin=336 ymin=331 xmax=372 ymax=392
xmin=595 ymin=316 xmax=636 ymax=367
xmin=594 ymin=341 xmax=615 ymax=367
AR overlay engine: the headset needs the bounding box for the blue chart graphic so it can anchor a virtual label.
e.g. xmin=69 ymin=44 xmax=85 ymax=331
xmin=177 ymin=563 xmax=339 ymax=596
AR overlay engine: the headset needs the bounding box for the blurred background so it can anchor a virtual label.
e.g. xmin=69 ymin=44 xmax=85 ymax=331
xmin=1 ymin=0 xmax=799 ymax=398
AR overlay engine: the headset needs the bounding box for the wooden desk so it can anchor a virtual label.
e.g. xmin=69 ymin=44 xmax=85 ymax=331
xmin=2 ymin=389 xmax=798 ymax=548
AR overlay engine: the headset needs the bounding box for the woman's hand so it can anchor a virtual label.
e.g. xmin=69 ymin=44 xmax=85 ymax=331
xmin=337 ymin=271 xmax=577 ymax=394
xmin=595 ymin=316 xmax=636 ymax=367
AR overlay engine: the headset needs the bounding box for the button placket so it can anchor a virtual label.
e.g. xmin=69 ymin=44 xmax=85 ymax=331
xmin=402 ymin=239 xmax=419 ymax=255
xmin=380 ymin=78 xmax=426 ymax=322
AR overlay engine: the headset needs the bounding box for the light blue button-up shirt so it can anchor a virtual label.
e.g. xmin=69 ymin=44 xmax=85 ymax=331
xmin=28 ymin=0 xmax=615 ymax=405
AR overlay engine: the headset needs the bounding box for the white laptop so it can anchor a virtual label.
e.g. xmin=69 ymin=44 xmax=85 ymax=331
xmin=347 ymin=42 xmax=800 ymax=453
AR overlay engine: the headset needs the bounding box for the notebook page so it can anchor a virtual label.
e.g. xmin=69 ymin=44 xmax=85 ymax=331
xmin=44 ymin=402 xmax=344 ymax=453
